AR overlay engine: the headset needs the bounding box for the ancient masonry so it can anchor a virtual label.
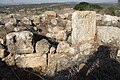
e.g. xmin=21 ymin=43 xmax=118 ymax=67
xmin=71 ymin=11 xmax=96 ymax=45
xmin=71 ymin=11 xmax=96 ymax=55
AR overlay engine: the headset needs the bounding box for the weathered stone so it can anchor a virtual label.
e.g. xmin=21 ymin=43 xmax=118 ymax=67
xmin=79 ymin=43 xmax=93 ymax=52
xmin=97 ymin=26 xmax=120 ymax=44
xmin=55 ymin=30 xmax=67 ymax=41
xmin=53 ymin=26 xmax=64 ymax=33
xmin=51 ymin=18 xmax=58 ymax=26
xmin=0 ymin=48 xmax=5 ymax=58
xmin=71 ymin=11 xmax=96 ymax=45
xmin=102 ymin=15 xmax=120 ymax=26
xmin=46 ymin=33 xmax=55 ymax=38
xmin=44 ymin=11 xmax=57 ymax=17
xmin=31 ymin=15 xmax=40 ymax=25
xmin=50 ymin=46 xmax=56 ymax=54
xmin=57 ymin=56 xmax=69 ymax=71
xmin=14 ymin=27 xmax=20 ymax=32
xmin=47 ymin=53 xmax=70 ymax=76
xmin=96 ymin=14 xmax=103 ymax=21
xmin=5 ymin=18 xmax=16 ymax=27
xmin=21 ymin=17 xmax=31 ymax=25
xmin=79 ymin=63 xmax=86 ymax=70
xmin=67 ymin=36 xmax=71 ymax=43
xmin=36 ymin=39 xmax=50 ymax=55
xmin=56 ymin=41 xmax=70 ymax=54
xmin=59 ymin=13 xmax=69 ymax=19
xmin=65 ymin=20 xmax=72 ymax=32
xmin=5 ymin=53 xmax=15 ymax=66
xmin=47 ymin=25 xmax=53 ymax=33
xmin=15 ymin=53 xmax=46 ymax=68
xmin=6 ymin=31 xmax=34 ymax=54
xmin=0 ymin=38 xmax=3 ymax=44
xmin=117 ymin=50 xmax=120 ymax=57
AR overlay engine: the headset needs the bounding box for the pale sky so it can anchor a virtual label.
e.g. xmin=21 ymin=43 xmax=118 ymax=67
xmin=0 ymin=0 xmax=118 ymax=4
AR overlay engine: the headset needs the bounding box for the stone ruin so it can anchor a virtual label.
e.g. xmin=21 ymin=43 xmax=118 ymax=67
xmin=0 ymin=11 xmax=120 ymax=78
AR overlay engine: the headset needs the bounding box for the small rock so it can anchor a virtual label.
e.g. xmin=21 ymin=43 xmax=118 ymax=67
xmin=67 ymin=36 xmax=71 ymax=43
xmin=56 ymin=41 xmax=70 ymax=54
xmin=51 ymin=18 xmax=57 ymax=26
xmin=36 ymin=39 xmax=50 ymax=55
xmin=5 ymin=53 xmax=15 ymax=66
xmin=55 ymin=30 xmax=67 ymax=41
xmin=21 ymin=17 xmax=31 ymax=25
xmin=0 ymin=38 xmax=3 ymax=44
xmin=96 ymin=14 xmax=103 ymax=21
xmin=44 ymin=11 xmax=57 ymax=17
xmin=50 ymin=47 xmax=56 ymax=54
xmin=79 ymin=63 xmax=86 ymax=70
xmin=46 ymin=33 xmax=55 ymax=38
xmin=14 ymin=27 xmax=20 ymax=32
xmin=31 ymin=15 xmax=40 ymax=25
xmin=0 ymin=48 xmax=5 ymax=58
xmin=53 ymin=26 xmax=64 ymax=33
xmin=5 ymin=18 xmax=16 ymax=27
xmin=33 ymin=27 xmax=38 ymax=31
xmin=47 ymin=26 xmax=53 ymax=33
xmin=59 ymin=13 xmax=69 ymax=19
xmin=65 ymin=20 xmax=72 ymax=32
xmin=117 ymin=50 xmax=120 ymax=57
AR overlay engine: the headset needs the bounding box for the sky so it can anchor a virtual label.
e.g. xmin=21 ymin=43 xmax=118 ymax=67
xmin=0 ymin=0 xmax=118 ymax=4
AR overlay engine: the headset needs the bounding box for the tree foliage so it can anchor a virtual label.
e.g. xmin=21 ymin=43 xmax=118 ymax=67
xmin=74 ymin=2 xmax=103 ymax=12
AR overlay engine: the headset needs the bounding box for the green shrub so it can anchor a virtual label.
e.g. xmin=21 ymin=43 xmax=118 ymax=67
xmin=74 ymin=2 xmax=103 ymax=12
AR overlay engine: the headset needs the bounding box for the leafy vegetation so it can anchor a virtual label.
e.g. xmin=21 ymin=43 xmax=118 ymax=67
xmin=74 ymin=2 xmax=103 ymax=12
xmin=74 ymin=2 xmax=120 ymax=16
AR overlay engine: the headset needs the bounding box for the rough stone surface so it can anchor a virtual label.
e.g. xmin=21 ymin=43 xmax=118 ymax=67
xmin=15 ymin=53 xmax=46 ymax=68
xmin=36 ymin=39 xmax=50 ymax=55
xmin=117 ymin=50 xmax=120 ymax=57
xmin=97 ymin=26 xmax=120 ymax=44
xmin=51 ymin=18 xmax=58 ymax=26
xmin=102 ymin=15 xmax=120 ymax=25
xmin=59 ymin=13 xmax=69 ymax=19
xmin=31 ymin=15 xmax=40 ymax=25
xmin=0 ymin=38 xmax=3 ymax=44
xmin=65 ymin=20 xmax=72 ymax=32
xmin=71 ymin=11 xmax=96 ymax=45
xmin=96 ymin=14 xmax=103 ymax=21
xmin=6 ymin=31 xmax=34 ymax=54
xmin=0 ymin=48 xmax=5 ymax=58
xmin=21 ymin=17 xmax=31 ymax=25
xmin=56 ymin=41 xmax=70 ymax=54
xmin=44 ymin=11 xmax=57 ymax=17
xmin=5 ymin=53 xmax=15 ymax=66
xmin=5 ymin=18 xmax=16 ymax=27
xmin=53 ymin=26 xmax=64 ymax=33
xmin=50 ymin=46 xmax=56 ymax=54
xmin=55 ymin=30 xmax=67 ymax=41
xmin=46 ymin=33 xmax=55 ymax=38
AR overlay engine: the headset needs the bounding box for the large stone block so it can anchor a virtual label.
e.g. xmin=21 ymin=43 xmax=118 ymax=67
xmin=97 ymin=26 xmax=120 ymax=44
xmin=71 ymin=11 xmax=96 ymax=45
xmin=36 ymin=39 xmax=50 ymax=55
xmin=6 ymin=31 xmax=34 ymax=54
xmin=15 ymin=53 xmax=46 ymax=68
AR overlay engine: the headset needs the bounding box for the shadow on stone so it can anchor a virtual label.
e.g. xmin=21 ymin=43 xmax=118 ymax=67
xmin=75 ymin=45 xmax=120 ymax=80
xmin=32 ymin=33 xmax=58 ymax=53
